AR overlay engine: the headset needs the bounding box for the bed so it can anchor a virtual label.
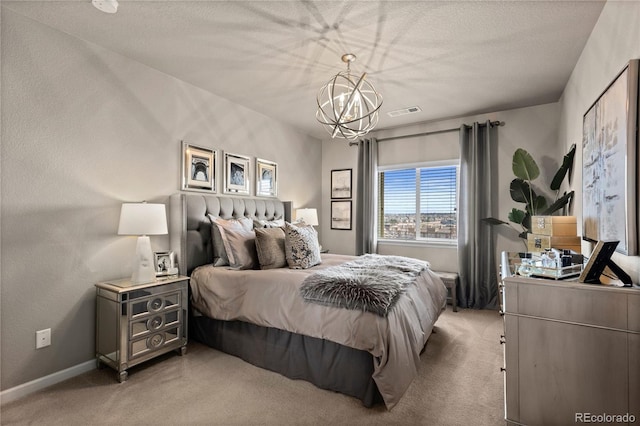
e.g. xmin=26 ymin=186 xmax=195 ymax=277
xmin=169 ymin=193 xmax=447 ymax=409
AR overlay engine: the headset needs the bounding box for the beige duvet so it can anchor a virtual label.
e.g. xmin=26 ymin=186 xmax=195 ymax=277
xmin=190 ymin=253 xmax=447 ymax=409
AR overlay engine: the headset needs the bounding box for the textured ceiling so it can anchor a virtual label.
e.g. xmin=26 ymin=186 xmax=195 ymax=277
xmin=3 ymin=0 xmax=605 ymax=139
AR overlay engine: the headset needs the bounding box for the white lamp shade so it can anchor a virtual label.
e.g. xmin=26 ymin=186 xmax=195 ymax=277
xmin=118 ymin=203 xmax=168 ymax=236
xmin=295 ymin=208 xmax=319 ymax=226
xmin=92 ymin=0 xmax=118 ymax=14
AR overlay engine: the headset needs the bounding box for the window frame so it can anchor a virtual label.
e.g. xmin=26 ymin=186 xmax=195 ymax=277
xmin=377 ymin=159 xmax=459 ymax=247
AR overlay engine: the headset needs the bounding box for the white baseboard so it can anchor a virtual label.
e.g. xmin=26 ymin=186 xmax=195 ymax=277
xmin=0 ymin=360 xmax=95 ymax=405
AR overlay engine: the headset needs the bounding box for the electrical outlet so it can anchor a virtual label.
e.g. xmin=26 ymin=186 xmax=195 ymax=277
xmin=36 ymin=328 xmax=51 ymax=349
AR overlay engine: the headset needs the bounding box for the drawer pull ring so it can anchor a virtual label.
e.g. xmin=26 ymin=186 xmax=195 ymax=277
xmin=147 ymin=316 xmax=164 ymax=330
xmin=148 ymin=298 xmax=164 ymax=312
xmin=147 ymin=333 xmax=165 ymax=349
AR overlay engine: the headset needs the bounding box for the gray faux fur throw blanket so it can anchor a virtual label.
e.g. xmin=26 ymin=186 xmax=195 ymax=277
xmin=299 ymin=254 xmax=430 ymax=317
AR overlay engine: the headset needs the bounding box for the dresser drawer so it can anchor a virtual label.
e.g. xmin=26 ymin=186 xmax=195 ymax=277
xmin=516 ymin=281 xmax=628 ymax=329
xmin=129 ymin=326 xmax=182 ymax=359
xmin=129 ymin=291 xmax=181 ymax=320
xmin=130 ymin=309 xmax=181 ymax=339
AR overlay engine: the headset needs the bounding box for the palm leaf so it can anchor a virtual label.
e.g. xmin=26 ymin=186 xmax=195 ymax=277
xmin=512 ymin=148 xmax=540 ymax=181
xmin=510 ymin=179 xmax=536 ymax=204
xmin=550 ymin=144 xmax=576 ymax=190
xmin=521 ymin=213 xmax=531 ymax=232
xmin=542 ymin=190 xmax=574 ymax=215
xmin=530 ymin=195 xmax=548 ymax=215
xmin=482 ymin=217 xmax=509 ymax=225
xmin=508 ymin=208 xmax=526 ymax=225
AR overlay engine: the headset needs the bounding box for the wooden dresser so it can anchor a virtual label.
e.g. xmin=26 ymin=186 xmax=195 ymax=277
xmin=500 ymin=273 xmax=639 ymax=425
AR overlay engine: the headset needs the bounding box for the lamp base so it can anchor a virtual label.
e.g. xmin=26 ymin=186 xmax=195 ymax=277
xmin=131 ymin=236 xmax=156 ymax=284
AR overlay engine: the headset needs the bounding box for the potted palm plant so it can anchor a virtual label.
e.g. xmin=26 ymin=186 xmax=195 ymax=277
xmin=484 ymin=144 xmax=576 ymax=239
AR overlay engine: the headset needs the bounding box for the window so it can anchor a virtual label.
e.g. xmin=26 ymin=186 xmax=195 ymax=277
xmin=378 ymin=162 xmax=458 ymax=243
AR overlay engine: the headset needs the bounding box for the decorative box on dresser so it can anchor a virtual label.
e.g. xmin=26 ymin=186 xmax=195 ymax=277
xmin=95 ymin=275 xmax=189 ymax=382
xmin=499 ymin=257 xmax=639 ymax=426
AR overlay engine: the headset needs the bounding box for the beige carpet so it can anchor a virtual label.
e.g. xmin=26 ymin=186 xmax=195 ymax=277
xmin=0 ymin=309 xmax=504 ymax=426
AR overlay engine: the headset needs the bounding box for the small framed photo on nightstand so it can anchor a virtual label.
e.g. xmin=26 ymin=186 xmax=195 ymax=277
xmin=154 ymin=251 xmax=173 ymax=276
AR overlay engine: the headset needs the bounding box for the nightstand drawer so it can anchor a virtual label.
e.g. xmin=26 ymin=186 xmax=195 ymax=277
xmin=130 ymin=326 xmax=181 ymax=359
xmin=130 ymin=309 xmax=181 ymax=339
xmin=129 ymin=291 xmax=181 ymax=319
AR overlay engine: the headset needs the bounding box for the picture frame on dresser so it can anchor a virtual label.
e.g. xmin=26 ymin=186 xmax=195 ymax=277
xmin=154 ymin=251 xmax=172 ymax=276
xmin=223 ymin=152 xmax=250 ymax=195
xmin=331 ymin=169 xmax=352 ymax=199
xmin=582 ymin=59 xmax=639 ymax=255
xmin=331 ymin=200 xmax=352 ymax=230
xmin=256 ymin=158 xmax=277 ymax=198
xmin=181 ymin=142 xmax=216 ymax=193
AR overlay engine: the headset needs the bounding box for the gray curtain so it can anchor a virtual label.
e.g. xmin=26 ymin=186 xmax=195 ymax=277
xmin=355 ymin=138 xmax=378 ymax=255
xmin=458 ymin=122 xmax=498 ymax=309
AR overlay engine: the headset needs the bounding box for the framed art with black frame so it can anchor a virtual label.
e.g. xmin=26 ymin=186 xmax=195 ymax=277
xmin=223 ymin=152 xmax=251 ymax=195
xmin=181 ymin=142 xmax=216 ymax=193
xmin=331 ymin=169 xmax=352 ymax=199
xmin=331 ymin=200 xmax=352 ymax=230
xmin=582 ymin=59 xmax=639 ymax=255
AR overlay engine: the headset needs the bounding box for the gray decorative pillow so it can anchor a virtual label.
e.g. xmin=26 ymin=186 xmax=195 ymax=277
xmin=216 ymin=225 xmax=258 ymax=270
xmin=208 ymin=216 xmax=253 ymax=266
xmin=284 ymin=222 xmax=321 ymax=269
xmin=253 ymin=218 xmax=285 ymax=229
xmin=254 ymin=227 xmax=287 ymax=269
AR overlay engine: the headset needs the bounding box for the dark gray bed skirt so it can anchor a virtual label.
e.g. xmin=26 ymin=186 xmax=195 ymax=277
xmin=190 ymin=315 xmax=383 ymax=407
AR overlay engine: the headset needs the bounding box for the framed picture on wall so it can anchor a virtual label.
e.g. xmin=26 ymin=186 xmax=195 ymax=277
xmin=256 ymin=158 xmax=278 ymax=198
xmin=582 ymin=59 xmax=639 ymax=255
xmin=331 ymin=200 xmax=352 ymax=230
xmin=181 ymin=142 xmax=216 ymax=192
xmin=331 ymin=169 xmax=352 ymax=199
xmin=223 ymin=152 xmax=251 ymax=195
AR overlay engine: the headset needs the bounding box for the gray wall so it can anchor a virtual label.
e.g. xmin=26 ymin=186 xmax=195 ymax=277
xmin=0 ymin=10 xmax=321 ymax=390
xmin=558 ymin=0 xmax=640 ymax=283
xmin=321 ymin=102 xmax=561 ymax=272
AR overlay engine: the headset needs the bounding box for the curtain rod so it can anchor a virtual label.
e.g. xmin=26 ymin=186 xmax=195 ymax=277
xmin=348 ymin=120 xmax=504 ymax=146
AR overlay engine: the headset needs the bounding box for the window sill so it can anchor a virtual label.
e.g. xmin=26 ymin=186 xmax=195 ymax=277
xmin=377 ymin=239 xmax=457 ymax=249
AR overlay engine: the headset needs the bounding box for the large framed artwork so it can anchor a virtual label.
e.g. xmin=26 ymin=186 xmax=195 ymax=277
xmin=223 ymin=152 xmax=251 ymax=195
xmin=331 ymin=169 xmax=352 ymax=199
xmin=256 ymin=158 xmax=278 ymax=198
xmin=331 ymin=200 xmax=352 ymax=230
xmin=582 ymin=59 xmax=639 ymax=255
xmin=181 ymin=142 xmax=216 ymax=193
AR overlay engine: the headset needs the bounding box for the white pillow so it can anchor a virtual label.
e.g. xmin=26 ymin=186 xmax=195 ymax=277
xmin=216 ymin=225 xmax=258 ymax=270
xmin=208 ymin=215 xmax=253 ymax=266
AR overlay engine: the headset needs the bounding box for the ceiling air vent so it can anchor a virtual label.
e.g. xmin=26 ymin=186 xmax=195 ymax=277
xmin=387 ymin=106 xmax=422 ymax=117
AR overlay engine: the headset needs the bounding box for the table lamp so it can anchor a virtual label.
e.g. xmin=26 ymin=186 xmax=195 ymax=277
xmin=295 ymin=208 xmax=319 ymax=227
xmin=118 ymin=202 xmax=168 ymax=284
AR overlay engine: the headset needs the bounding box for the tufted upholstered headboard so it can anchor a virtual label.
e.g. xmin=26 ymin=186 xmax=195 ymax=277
xmin=169 ymin=193 xmax=291 ymax=276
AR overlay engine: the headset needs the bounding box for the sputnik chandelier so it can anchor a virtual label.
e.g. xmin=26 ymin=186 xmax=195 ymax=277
xmin=316 ymin=53 xmax=383 ymax=140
